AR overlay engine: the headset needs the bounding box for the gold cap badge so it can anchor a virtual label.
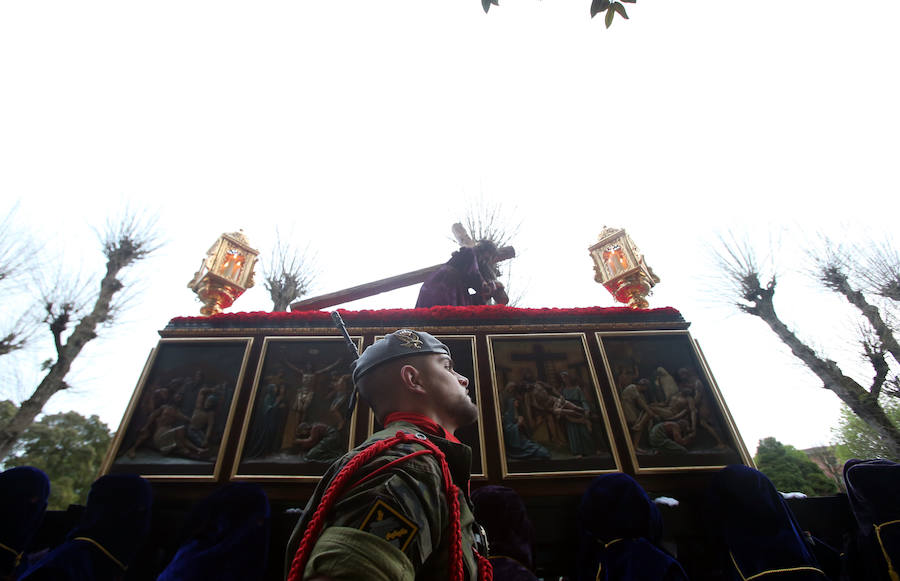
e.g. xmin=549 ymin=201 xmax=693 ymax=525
xmin=395 ymin=329 xmax=423 ymax=349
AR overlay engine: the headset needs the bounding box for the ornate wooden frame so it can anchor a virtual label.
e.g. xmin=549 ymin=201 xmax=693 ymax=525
xmin=231 ymin=336 xmax=362 ymax=482
xmin=487 ymin=332 xmax=622 ymax=479
xmin=100 ymin=337 xmax=254 ymax=482
xmin=596 ymin=330 xmax=751 ymax=474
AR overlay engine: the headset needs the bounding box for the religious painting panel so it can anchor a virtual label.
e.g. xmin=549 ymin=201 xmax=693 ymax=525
xmin=232 ymin=336 xmax=361 ymax=480
xmin=487 ymin=333 xmax=620 ymax=477
xmin=596 ymin=331 xmax=747 ymax=473
xmin=368 ymin=335 xmax=487 ymax=478
xmin=103 ymin=338 xmax=253 ymax=481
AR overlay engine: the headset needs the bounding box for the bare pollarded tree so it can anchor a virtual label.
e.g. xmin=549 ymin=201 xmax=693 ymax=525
xmin=0 ymin=211 xmax=160 ymax=459
xmin=263 ymin=229 xmax=318 ymax=312
xmin=713 ymin=234 xmax=900 ymax=460
xmin=857 ymin=239 xmax=900 ymax=302
xmin=0 ymin=205 xmax=40 ymax=357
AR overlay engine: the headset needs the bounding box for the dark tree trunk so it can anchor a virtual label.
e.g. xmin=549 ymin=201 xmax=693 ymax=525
xmin=272 ymin=294 xmax=290 ymax=312
xmin=0 ymin=260 xmax=124 ymax=459
xmin=750 ymin=290 xmax=900 ymax=460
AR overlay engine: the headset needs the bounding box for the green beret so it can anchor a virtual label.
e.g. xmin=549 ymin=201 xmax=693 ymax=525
xmin=351 ymin=329 xmax=450 ymax=385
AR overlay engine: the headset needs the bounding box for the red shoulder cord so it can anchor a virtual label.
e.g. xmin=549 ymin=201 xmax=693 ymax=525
xmin=286 ymin=431 xmax=492 ymax=581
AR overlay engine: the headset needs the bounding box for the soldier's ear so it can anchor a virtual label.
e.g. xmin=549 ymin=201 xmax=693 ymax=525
xmin=399 ymin=364 xmax=426 ymax=394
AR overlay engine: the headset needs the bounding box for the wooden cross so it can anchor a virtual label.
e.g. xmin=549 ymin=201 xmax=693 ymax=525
xmin=290 ymin=223 xmax=515 ymax=312
xmin=510 ymin=344 xmax=567 ymax=382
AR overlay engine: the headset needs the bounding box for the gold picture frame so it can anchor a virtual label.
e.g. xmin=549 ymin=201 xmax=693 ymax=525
xmin=231 ymin=336 xmax=362 ymax=481
xmin=596 ymin=330 xmax=750 ymax=474
xmin=487 ymin=333 xmax=621 ymax=478
xmin=101 ymin=337 xmax=253 ymax=482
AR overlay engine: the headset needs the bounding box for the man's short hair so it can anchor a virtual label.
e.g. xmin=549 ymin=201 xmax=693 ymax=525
xmin=356 ymin=356 xmax=423 ymax=421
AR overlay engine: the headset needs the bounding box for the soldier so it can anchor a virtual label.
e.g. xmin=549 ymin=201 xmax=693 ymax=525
xmin=285 ymin=329 xmax=490 ymax=581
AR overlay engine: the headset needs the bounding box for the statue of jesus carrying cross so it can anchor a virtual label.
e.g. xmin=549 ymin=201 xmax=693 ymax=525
xmin=415 ymin=223 xmax=510 ymax=308
xmin=289 ymin=223 xmax=515 ymax=312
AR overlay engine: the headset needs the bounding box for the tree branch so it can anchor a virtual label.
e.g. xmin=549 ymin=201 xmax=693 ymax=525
xmin=863 ymin=337 xmax=890 ymax=399
xmin=0 ymin=205 xmax=40 ymax=355
xmin=461 ymin=196 xmax=521 ymax=252
xmin=818 ymin=259 xmax=900 ymax=367
xmin=45 ymin=301 xmax=74 ymax=357
xmin=716 ymin=235 xmax=900 ymax=459
xmin=711 ymin=233 xmax=776 ymax=314
xmin=858 ymin=240 xmax=900 ymax=301
xmin=263 ymin=229 xmax=317 ymax=312
xmin=0 ymin=203 xmax=38 ymax=287
xmin=0 ymin=211 xmax=159 ymax=460
xmin=885 ymin=377 xmax=900 ymax=400
xmin=749 ymin=292 xmax=900 ymax=457
xmin=460 ymin=196 xmax=521 ymax=301
xmin=0 ymin=332 xmax=26 ymax=356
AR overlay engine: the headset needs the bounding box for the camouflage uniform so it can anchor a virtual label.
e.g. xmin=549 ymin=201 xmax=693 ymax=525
xmin=285 ymin=420 xmax=479 ymax=581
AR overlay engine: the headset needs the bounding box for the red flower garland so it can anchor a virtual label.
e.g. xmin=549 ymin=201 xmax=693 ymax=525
xmin=167 ymin=304 xmax=682 ymax=327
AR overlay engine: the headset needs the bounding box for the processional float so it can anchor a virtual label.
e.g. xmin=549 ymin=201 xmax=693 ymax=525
xmin=97 ymin=223 xmax=770 ymax=578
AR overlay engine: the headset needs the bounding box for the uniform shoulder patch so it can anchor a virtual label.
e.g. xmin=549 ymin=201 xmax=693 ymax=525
xmin=358 ymin=498 xmax=419 ymax=553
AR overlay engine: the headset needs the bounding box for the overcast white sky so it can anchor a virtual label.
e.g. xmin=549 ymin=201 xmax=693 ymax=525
xmin=2 ymin=0 xmax=899 ymax=454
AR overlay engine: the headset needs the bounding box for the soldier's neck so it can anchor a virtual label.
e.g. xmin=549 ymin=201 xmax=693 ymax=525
xmin=383 ymin=412 xmax=461 ymax=443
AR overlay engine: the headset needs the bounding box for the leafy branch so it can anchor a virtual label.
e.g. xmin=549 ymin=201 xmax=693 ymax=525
xmin=483 ymin=0 xmax=638 ymax=27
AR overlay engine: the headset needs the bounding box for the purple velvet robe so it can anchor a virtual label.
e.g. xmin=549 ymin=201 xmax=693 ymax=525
xmin=472 ymin=486 xmax=538 ymax=581
xmin=416 ymin=247 xmax=487 ymax=308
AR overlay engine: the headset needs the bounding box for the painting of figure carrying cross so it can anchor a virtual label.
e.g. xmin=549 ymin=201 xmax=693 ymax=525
xmin=415 ymin=223 xmax=511 ymax=308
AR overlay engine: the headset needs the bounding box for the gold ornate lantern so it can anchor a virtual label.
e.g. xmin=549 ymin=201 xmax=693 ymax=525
xmin=589 ymin=226 xmax=660 ymax=309
xmin=188 ymin=230 xmax=259 ymax=316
